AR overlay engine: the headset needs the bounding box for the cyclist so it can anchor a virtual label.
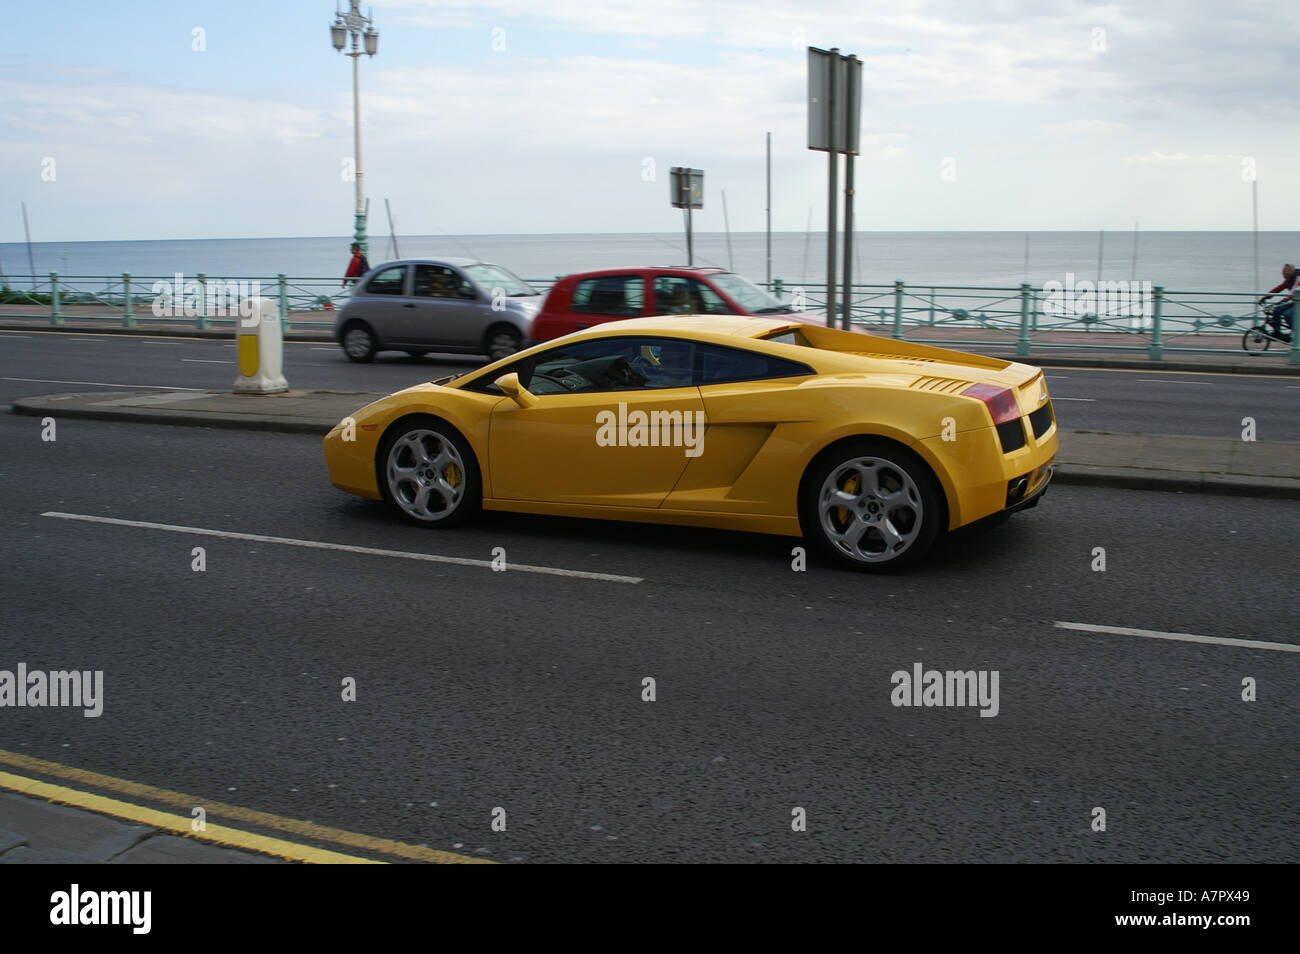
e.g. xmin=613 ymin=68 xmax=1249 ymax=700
xmin=1259 ymin=263 xmax=1297 ymax=333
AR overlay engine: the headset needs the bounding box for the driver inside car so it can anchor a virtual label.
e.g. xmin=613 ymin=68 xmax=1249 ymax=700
xmin=636 ymin=341 xmax=692 ymax=388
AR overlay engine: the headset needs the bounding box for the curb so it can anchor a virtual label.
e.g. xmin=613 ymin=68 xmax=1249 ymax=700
xmin=10 ymin=398 xmax=336 ymax=435
xmin=11 ymin=397 xmax=1300 ymax=500
xmin=1051 ymin=466 xmax=1300 ymax=499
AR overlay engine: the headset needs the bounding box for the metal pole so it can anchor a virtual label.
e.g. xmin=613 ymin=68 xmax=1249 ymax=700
xmin=684 ymin=208 xmax=693 ymax=266
xmin=1130 ymin=220 xmax=1139 ymax=284
xmin=22 ymin=201 xmax=36 ymax=285
xmin=1252 ymin=180 xmax=1259 ymax=308
xmin=722 ymin=190 xmax=734 ymax=272
xmin=1096 ymin=229 xmax=1104 ymax=288
xmin=1017 ymin=282 xmax=1032 ymax=357
xmin=49 ymin=271 xmax=61 ymax=325
xmin=1290 ymin=287 xmax=1299 ymax=365
xmin=1149 ymin=284 xmax=1164 ymax=360
xmin=826 ymin=52 xmax=838 ymax=329
xmin=279 ymin=273 xmax=291 ymax=333
xmin=765 ymin=132 xmax=772 ymax=286
xmin=842 ymin=151 xmax=854 ymax=330
xmin=352 ymin=43 xmax=366 ymax=254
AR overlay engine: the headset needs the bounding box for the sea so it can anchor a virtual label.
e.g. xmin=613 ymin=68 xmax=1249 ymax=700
xmin=1 ymin=231 xmax=1295 ymax=295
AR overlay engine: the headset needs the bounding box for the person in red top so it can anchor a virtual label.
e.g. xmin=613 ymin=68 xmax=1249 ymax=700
xmin=1259 ymin=263 xmax=1297 ymax=332
xmin=342 ymin=243 xmax=370 ymax=288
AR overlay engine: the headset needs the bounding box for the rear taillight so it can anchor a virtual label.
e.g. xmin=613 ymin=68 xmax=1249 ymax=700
xmin=963 ymin=383 xmax=1020 ymax=425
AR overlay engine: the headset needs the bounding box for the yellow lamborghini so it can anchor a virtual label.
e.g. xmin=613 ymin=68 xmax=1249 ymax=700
xmin=323 ymin=316 xmax=1057 ymax=571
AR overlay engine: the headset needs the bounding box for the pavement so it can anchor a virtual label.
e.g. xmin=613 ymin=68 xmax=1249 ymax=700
xmin=10 ymin=387 xmax=1300 ymax=500
xmin=0 ymin=790 xmax=281 ymax=864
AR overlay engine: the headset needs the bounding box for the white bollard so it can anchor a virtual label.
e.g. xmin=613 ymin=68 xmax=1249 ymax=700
xmin=234 ymin=296 xmax=288 ymax=394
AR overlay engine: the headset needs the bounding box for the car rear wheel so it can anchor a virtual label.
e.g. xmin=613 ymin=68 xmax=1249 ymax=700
xmin=485 ymin=326 xmax=522 ymax=362
xmin=342 ymin=322 xmax=377 ymax=363
xmin=802 ymin=439 xmax=943 ymax=572
xmin=378 ymin=418 xmax=481 ymax=527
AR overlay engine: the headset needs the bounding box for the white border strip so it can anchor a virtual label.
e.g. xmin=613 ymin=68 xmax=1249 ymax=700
xmin=41 ymin=512 xmax=643 ymax=584
xmin=1055 ymin=620 xmax=1299 ymax=653
xmin=4 ymin=376 xmax=205 ymax=391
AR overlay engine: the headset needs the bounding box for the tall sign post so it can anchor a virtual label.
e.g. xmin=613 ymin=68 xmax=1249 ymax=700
xmin=808 ymin=47 xmax=862 ymax=330
xmin=670 ymin=167 xmax=704 ymax=265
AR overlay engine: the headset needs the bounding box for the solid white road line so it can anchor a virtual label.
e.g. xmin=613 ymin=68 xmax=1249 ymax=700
xmin=311 ymin=347 xmax=336 ymax=351
xmin=181 ymin=358 xmax=228 ymax=364
xmin=41 ymin=511 xmax=644 ymax=584
xmin=3 ymin=376 xmax=206 ymax=391
xmin=1051 ymin=397 xmax=1095 ymax=402
xmin=1054 ymin=621 xmax=1300 ymax=654
xmin=1135 ymin=379 xmax=1212 ymax=385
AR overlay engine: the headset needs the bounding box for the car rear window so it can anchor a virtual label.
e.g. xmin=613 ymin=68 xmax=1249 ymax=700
xmin=694 ymin=342 xmax=813 ymax=384
xmin=571 ymin=276 xmax=644 ymax=317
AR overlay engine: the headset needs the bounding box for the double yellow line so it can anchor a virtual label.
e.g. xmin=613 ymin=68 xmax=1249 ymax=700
xmin=0 ymin=748 xmax=491 ymax=864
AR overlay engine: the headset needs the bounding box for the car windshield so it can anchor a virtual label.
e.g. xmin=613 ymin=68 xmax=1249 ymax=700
xmin=708 ymin=272 xmax=791 ymax=314
xmin=464 ymin=264 xmax=537 ymax=297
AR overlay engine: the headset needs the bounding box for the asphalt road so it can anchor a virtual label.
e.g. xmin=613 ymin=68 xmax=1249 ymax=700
xmin=1 ymin=329 xmax=1298 ymax=440
xmin=0 ymin=412 xmax=1296 ymax=862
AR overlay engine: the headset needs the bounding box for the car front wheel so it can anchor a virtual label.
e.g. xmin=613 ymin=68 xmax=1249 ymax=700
xmin=802 ymin=439 xmax=943 ymax=572
xmin=378 ymin=418 xmax=481 ymax=526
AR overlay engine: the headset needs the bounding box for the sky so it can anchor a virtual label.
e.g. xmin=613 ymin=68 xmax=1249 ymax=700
xmin=2 ymin=0 xmax=1298 ymax=242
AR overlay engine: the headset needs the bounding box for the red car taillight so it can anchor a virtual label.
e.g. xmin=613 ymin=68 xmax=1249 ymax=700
xmin=963 ymin=383 xmax=1020 ymax=424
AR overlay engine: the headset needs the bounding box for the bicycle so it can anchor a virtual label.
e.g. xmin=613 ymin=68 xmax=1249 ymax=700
xmin=1242 ymin=303 xmax=1294 ymax=354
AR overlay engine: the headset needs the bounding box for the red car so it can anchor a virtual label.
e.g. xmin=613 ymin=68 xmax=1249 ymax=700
xmin=527 ymin=266 xmax=803 ymax=344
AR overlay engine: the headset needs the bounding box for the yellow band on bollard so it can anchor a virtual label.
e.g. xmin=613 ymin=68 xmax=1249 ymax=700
xmin=237 ymin=334 xmax=259 ymax=377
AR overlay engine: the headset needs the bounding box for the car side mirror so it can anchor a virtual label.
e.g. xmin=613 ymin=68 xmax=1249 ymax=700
xmin=495 ymin=372 xmax=537 ymax=408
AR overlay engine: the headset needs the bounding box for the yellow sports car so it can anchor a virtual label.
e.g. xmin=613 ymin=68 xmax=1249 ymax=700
xmin=323 ymin=315 xmax=1057 ymax=571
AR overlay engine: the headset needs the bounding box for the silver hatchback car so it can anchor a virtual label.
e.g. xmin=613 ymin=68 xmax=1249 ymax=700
xmin=334 ymin=257 xmax=542 ymax=363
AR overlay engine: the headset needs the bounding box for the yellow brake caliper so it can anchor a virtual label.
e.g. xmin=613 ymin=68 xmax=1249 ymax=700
xmin=444 ymin=462 xmax=462 ymax=488
xmin=836 ymin=471 xmax=860 ymax=525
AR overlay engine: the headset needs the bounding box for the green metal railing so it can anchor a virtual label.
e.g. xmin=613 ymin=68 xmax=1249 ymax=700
xmin=759 ymin=279 xmax=1300 ymax=365
xmin=1 ymin=273 xmax=1297 ymax=364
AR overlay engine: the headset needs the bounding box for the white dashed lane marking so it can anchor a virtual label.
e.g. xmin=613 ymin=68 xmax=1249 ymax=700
xmin=1055 ymin=621 xmax=1300 ymax=654
xmin=41 ymin=512 xmax=644 ymax=584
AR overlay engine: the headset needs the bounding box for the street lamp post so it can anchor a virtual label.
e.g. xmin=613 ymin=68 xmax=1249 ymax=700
xmin=330 ymin=1 xmax=379 ymax=255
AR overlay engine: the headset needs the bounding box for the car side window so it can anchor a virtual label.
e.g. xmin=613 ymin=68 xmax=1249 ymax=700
xmin=413 ymin=265 xmax=469 ymax=299
xmin=571 ymin=276 xmax=644 ymax=317
xmin=693 ymin=342 xmax=814 ymax=385
xmin=466 ymin=337 xmax=693 ymax=395
xmin=365 ymin=265 xmax=406 ymax=295
xmin=653 ymin=276 xmax=734 ymax=315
